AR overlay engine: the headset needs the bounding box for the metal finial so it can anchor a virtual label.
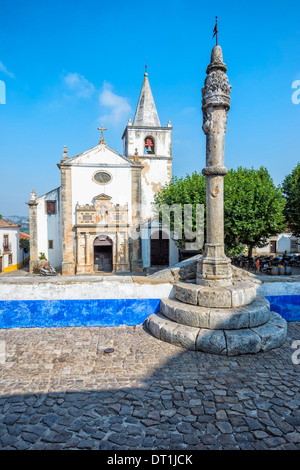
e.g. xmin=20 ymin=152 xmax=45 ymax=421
xmin=213 ymin=16 xmax=218 ymax=46
xmin=145 ymin=58 xmax=148 ymax=75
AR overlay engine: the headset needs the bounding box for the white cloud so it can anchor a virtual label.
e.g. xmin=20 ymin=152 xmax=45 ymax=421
xmin=0 ymin=61 xmax=15 ymax=79
xmin=63 ymin=72 xmax=95 ymax=98
xmin=99 ymin=81 xmax=132 ymax=124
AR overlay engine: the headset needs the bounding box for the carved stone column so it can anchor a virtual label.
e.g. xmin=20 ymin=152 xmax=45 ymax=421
xmin=26 ymin=190 xmax=39 ymax=273
xmin=58 ymin=147 xmax=75 ymax=276
xmin=197 ymin=45 xmax=232 ymax=287
xmin=85 ymin=233 xmax=89 ymax=266
xmin=145 ymin=43 xmax=287 ymax=356
xmin=131 ymin=160 xmax=143 ymax=272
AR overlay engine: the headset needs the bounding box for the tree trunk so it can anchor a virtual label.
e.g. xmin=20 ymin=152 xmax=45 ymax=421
xmin=248 ymin=244 xmax=254 ymax=259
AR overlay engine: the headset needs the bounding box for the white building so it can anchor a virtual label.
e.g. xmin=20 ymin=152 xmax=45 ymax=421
xmin=253 ymin=232 xmax=300 ymax=256
xmin=27 ymin=71 xmax=179 ymax=274
xmin=0 ymin=218 xmax=30 ymax=273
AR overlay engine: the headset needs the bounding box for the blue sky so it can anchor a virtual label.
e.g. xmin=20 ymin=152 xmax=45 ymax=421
xmin=1 ymin=0 xmax=300 ymax=215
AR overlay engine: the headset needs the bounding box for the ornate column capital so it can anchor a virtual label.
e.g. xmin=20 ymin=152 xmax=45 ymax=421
xmin=202 ymin=45 xmax=232 ymax=123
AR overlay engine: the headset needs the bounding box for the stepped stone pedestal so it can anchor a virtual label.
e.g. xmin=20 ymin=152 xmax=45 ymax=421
xmin=145 ymin=279 xmax=287 ymax=355
xmin=145 ymin=43 xmax=287 ymax=355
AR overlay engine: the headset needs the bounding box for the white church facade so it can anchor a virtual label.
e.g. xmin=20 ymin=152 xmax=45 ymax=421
xmin=27 ymin=72 xmax=179 ymax=275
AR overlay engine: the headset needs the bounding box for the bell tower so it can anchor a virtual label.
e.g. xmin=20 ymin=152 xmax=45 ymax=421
xmin=122 ymin=70 xmax=173 ymax=221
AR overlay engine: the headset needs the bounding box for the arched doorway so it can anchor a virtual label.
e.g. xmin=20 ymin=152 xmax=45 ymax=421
xmin=150 ymin=230 xmax=169 ymax=267
xmin=94 ymin=236 xmax=113 ymax=272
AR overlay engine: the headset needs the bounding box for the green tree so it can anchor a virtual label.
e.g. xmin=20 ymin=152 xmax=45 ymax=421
xmin=154 ymin=166 xmax=286 ymax=257
xmin=154 ymin=171 xmax=206 ymax=249
xmin=19 ymin=238 xmax=29 ymax=253
xmin=282 ymin=162 xmax=300 ymax=236
xmin=224 ymin=167 xmax=286 ymax=257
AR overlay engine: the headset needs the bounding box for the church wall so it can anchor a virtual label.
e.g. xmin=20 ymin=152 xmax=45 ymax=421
xmin=139 ymin=157 xmax=172 ymax=221
xmin=169 ymin=237 xmax=179 ymax=266
xmin=36 ymin=188 xmax=62 ymax=269
xmin=71 ymin=165 xmax=133 ymax=226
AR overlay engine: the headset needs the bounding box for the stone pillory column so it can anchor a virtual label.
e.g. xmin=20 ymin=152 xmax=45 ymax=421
xmin=145 ymin=40 xmax=287 ymax=356
xmin=197 ymin=45 xmax=232 ymax=287
xmin=26 ymin=190 xmax=39 ymax=273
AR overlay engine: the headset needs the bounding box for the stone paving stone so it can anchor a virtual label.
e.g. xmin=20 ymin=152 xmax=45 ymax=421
xmin=216 ymin=421 xmax=233 ymax=434
xmin=0 ymin=322 xmax=299 ymax=450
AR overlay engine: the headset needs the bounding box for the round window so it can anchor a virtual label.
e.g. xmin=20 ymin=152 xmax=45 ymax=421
xmin=93 ymin=171 xmax=112 ymax=184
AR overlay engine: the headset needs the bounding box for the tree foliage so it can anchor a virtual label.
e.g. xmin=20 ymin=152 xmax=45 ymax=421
xmin=224 ymin=167 xmax=286 ymax=257
xmin=282 ymin=162 xmax=300 ymax=236
xmin=154 ymin=171 xmax=206 ymax=249
xmin=19 ymin=238 xmax=29 ymax=253
xmin=154 ymin=167 xmax=286 ymax=257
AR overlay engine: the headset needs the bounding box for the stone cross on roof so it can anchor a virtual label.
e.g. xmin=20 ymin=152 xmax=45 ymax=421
xmin=97 ymin=124 xmax=107 ymax=144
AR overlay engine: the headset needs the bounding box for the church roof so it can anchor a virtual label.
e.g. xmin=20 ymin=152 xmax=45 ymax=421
xmin=133 ymin=73 xmax=161 ymax=127
xmin=66 ymin=143 xmax=140 ymax=166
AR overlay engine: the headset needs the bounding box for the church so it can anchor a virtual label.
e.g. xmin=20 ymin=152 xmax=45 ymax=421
xmin=27 ymin=71 xmax=179 ymax=275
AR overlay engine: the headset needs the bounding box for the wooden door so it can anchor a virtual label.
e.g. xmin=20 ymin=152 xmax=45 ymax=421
xmin=94 ymin=237 xmax=113 ymax=272
xmin=151 ymin=230 xmax=169 ymax=266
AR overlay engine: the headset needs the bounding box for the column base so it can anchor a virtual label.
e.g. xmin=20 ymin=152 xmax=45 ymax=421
xmin=115 ymin=263 xmax=131 ymax=273
xmin=131 ymin=260 xmax=144 ymax=273
xmin=196 ymin=255 xmax=232 ymax=287
xmin=76 ymin=264 xmax=94 ymax=274
xmin=29 ymin=260 xmax=39 ymax=273
xmin=62 ymin=262 xmax=76 ymax=276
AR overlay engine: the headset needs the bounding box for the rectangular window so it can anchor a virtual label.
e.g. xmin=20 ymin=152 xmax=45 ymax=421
xmin=82 ymin=214 xmax=93 ymax=221
xmin=3 ymin=234 xmax=9 ymax=252
xmin=48 ymin=240 xmax=54 ymax=250
xmin=46 ymin=201 xmax=56 ymax=214
xmin=291 ymin=239 xmax=298 ymax=253
xmin=8 ymin=254 xmax=12 ymax=265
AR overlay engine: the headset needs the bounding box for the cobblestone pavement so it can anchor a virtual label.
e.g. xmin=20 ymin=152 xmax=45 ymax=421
xmin=0 ymin=322 xmax=299 ymax=450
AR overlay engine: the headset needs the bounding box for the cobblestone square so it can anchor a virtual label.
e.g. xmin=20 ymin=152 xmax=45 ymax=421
xmin=0 ymin=322 xmax=299 ymax=450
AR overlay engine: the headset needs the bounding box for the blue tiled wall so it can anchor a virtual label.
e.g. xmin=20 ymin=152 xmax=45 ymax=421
xmin=266 ymin=295 xmax=300 ymax=321
xmin=0 ymin=298 xmax=161 ymax=329
xmin=1 ymin=295 xmax=299 ymax=329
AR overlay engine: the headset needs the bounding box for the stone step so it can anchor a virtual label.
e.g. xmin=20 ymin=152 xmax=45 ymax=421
xmin=174 ymin=280 xmax=258 ymax=308
xmin=160 ymin=296 xmax=270 ymax=330
xmin=145 ymin=311 xmax=287 ymax=356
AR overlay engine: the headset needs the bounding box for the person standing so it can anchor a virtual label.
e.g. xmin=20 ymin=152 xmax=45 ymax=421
xmin=256 ymin=258 xmax=260 ymax=274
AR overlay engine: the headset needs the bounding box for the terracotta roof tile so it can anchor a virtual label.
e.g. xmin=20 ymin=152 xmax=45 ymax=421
xmin=0 ymin=218 xmax=20 ymax=228
xmin=19 ymin=231 xmax=30 ymax=240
